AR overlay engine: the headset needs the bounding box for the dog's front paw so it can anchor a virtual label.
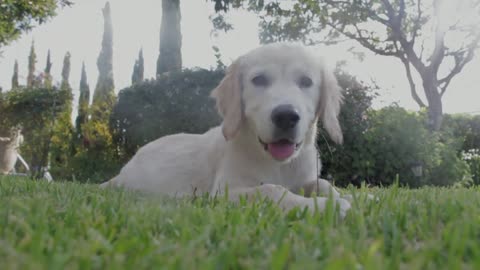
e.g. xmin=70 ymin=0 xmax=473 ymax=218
xmin=342 ymin=193 xmax=378 ymax=203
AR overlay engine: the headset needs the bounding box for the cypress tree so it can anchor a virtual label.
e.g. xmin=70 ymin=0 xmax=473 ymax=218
xmin=44 ymin=50 xmax=53 ymax=88
xmin=50 ymin=51 xmax=74 ymax=179
xmin=27 ymin=41 xmax=37 ymax=87
xmin=61 ymin=52 xmax=72 ymax=91
xmin=11 ymin=60 xmax=19 ymax=89
xmin=91 ymin=2 xmax=115 ymax=122
xmin=76 ymin=62 xmax=90 ymax=134
xmin=131 ymin=48 xmax=144 ymax=85
xmin=156 ymin=0 xmax=182 ymax=76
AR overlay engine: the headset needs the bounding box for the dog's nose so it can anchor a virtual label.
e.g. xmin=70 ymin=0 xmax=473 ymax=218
xmin=271 ymin=104 xmax=300 ymax=131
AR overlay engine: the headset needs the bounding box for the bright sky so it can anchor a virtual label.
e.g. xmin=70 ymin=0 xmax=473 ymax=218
xmin=0 ymin=0 xmax=479 ymax=116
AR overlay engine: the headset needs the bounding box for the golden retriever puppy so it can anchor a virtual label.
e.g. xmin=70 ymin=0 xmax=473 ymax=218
xmin=102 ymin=43 xmax=351 ymax=217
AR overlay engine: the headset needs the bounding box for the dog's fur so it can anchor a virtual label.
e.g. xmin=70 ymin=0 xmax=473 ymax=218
xmin=101 ymin=43 xmax=351 ymax=216
xmin=0 ymin=127 xmax=23 ymax=175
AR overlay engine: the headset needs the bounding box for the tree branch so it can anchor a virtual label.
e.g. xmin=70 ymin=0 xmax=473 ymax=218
xmin=438 ymin=35 xmax=480 ymax=96
xmin=327 ymin=22 xmax=399 ymax=56
xmin=402 ymin=58 xmax=427 ymax=107
xmin=380 ymin=0 xmax=427 ymax=74
xmin=410 ymin=0 xmax=423 ymax=44
xmin=394 ymin=37 xmax=426 ymax=108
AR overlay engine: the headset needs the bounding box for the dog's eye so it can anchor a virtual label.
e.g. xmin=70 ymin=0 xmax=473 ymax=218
xmin=251 ymin=74 xmax=269 ymax=87
xmin=298 ymin=76 xmax=313 ymax=88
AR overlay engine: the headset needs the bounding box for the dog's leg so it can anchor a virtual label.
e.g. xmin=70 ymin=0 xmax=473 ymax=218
xmin=293 ymin=178 xmax=341 ymax=198
xmin=228 ymin=184 xmax=351 ymax=218
xmin=297 ymin=179 xmax=377 ymax=203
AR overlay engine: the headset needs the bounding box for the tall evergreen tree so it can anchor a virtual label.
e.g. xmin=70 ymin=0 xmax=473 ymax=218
xmin=131 ymin=48 xmax=144 ymax=85
xmin=50 ymin=51 xmax=74 ymax=179
xmin=61 ymin=52 xmax=71 ymax=91
xmin=76 ymin=62 xmax=90 ymax=134
xmin=91 ymin=1 xmax=115 ymax=122
xmin=11 ymin=60 xmax=19 ymax=89
xmin=27 ymin=41 xmax=37 ymax=87
xmin=44 ymin=50 xmax=53 ymax=88
xmin=156 ymin=0 xmax=182 ymax=76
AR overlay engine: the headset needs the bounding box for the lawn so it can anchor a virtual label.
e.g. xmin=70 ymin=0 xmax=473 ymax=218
xmin=1 ymin=176 xmax=480 ymax=269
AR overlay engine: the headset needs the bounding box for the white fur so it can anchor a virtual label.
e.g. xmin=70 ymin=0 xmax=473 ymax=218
xmin=101 ymin=43 xmax=351 ymax=217
xmin=0 ymin=128 xmax=24 ymax=175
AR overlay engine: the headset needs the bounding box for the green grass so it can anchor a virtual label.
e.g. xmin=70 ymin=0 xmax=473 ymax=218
xmin=1 ymin=176 xmax=480 ymax=270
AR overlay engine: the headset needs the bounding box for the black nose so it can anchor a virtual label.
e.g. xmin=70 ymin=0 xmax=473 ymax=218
xmin=271 ymin=104 xmax=300 ymax=131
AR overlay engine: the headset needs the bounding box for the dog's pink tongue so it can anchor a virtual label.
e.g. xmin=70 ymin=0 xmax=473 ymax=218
xmin=268 ymin=141 xmax=295 ymax=160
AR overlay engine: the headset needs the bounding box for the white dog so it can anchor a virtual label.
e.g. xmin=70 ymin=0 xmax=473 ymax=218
xmin=101 ymin=43 xmax=352 ymax=217
xmin=0 ymin=127 xmax=24 ymax=175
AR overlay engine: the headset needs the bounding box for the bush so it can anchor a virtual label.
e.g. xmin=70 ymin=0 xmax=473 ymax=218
xmin=442 ymin=114 xmax=480 ymax=152
xmin=325 ymin=105 xmax=471 ymax=187
xmin=462 ymin=149 xmax=480 ymax=186
xmin=317 ymin=69 xmax=378 ymax=186
xmin=110 ymin=68 xmax=223 ymax=160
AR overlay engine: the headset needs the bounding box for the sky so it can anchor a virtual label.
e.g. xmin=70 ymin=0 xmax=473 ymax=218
xmin=0 ymin=0 xmax=479 ymax=117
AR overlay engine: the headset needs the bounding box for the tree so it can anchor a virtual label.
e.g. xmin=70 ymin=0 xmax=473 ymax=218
xmin=44 ymin=50 xmax=53 ymax=88
xmin=76 ymin=62 xmax=90 ymax=136
xmin=157 ymin=0 xmax=182 ymax=76
xmin=225 ymin=0 xmax=480 ymax=130
xmin=131 ymin=48 xmax=144 ymax=85
xmin=27 ymin=41 xmax=37 ymax=88
xmin=0 ymin=0 xmax=72 ymax=49
xmin=61 ymin=52 xmax=71 ymax=90
xmin=11 ymin=60 xmax=19 ymax=89
xmin=50 ymin=51 xmax=74 ymax=179
xmin=91 ymin=2 xmax=115 ymax=122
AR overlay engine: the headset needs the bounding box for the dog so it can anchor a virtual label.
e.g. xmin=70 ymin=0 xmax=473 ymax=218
xmin=0 ymin=127 xmax=24 ymax=175
xmin=101 ymin=43 xmax=352 ymax=217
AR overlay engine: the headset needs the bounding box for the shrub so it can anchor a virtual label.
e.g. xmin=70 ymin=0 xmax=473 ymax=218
xmin=327 ymin=106 xmax=471 ymax=187
xmin=110 ymin=68 xmax=223 ymax=160
xmin=442 ymin=114 xmax=480 ymax=152
xmin=317 ymin=69 xmax=378 ymax=186
xmin=462 ymin=149 xmax=480 ymax=186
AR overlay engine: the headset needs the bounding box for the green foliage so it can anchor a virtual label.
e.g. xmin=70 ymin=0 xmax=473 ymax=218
xmin=3 ymin=177 xmax=480 ymax=268
xmin=317 ymin=69 xmax=378 ymax=185
xmin=0 ymin=0 xmax=72 ymax=48
xmin=325 ymin=106 xmax=471 ymax=187
xmin=442 ymin=114 xmax=480 ymax=185
xmin=49 ymin=51 xmax=74 ymax=180
xmin=442 ymin=114 xmax=480 ymax=152
xmin=111 ymin=69 xmax=223 ymax=159
xmin=69 ymin=119 xmax=120 ymax=183
xmin=463 ymin=149 xmax=480 ymax=186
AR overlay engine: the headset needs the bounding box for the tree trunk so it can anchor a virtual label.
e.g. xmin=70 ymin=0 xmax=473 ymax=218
xmin=422 ymin=75 xmax=443 ymax=131
xmin=157 ymin=0 xmax=182 ymax=76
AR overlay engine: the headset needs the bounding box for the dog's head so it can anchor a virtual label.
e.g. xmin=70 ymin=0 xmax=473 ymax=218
xmin=211 ymin=43 xmax=343 ymax=162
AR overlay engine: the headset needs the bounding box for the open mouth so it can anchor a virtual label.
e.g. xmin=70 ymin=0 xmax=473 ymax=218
xmin=258 ymin=137 xmax=302 ymax=161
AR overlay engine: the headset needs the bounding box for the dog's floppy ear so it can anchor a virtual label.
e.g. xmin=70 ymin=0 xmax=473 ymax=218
xmin=211 ymin=60 xmax=243 ymax=140
xmin=317 ymin=64 xmax=343 ymax=144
